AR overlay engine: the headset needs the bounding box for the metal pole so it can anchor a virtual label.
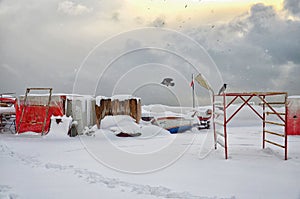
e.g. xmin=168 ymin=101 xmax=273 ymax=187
xmin=192 ymin=74 xmax=195 ymax=108
xmin=284 ymin=93 xmax=288 ymax=160
xmin=223 ymin=93 xmax=228 ymax=159
xmin=262 ymin=95 xmax=266 ymax=149
xmin=42 ymin=88 xmax=52 ymax=135
xmin=17 ymin=88 xmax=29 ymax=134
xmin=213 ymin=94 xmax=217 ymax=149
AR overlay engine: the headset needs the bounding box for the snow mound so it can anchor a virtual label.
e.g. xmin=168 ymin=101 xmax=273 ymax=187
xmin=99 ymin=115 xmax=170 ymax=138
xmin=46 ymin=115 xmax=72 ymax=138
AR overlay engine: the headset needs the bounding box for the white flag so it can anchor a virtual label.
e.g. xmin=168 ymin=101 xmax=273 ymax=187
xmin=194 ymin=73 xmax=213 ymax=91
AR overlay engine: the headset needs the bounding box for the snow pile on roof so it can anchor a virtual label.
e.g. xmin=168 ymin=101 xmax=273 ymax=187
xmin=143 ymin=104 xmax=210 ymax=114
xmin=95 ymin=95 xmax=140 ymax=106
xmin=142 ymin=104 xmax=212 ymax=121
xmin=95 ymin=96 xmax=109 ymax=106
xmin=288 ymin=95 xmax=300 ymax=99
xmin=111 ymin=95 xmax=140 ymax=101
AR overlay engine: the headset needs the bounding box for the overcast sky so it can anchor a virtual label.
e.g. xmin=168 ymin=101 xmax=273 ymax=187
xmin=0 ymin=0 xmax=299 ymax=106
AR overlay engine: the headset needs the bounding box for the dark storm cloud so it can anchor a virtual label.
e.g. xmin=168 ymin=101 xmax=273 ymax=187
xmin=284 ymin=0 xmax=300 ymax=15
xmin=0 ymin=0 xmax=124 ymax=95
xmin=188 ymin=3 xmax=300 ymax=95
xmin=0 ymin=0 xmax=299 ymax=103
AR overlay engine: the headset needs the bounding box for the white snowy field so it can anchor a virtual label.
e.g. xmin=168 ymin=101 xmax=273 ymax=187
xmin=1 ymin=106 xmax=300 ymax=199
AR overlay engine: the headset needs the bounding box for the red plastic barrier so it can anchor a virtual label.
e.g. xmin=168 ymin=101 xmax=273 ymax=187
xmin=15 ymin=99 xmax=64 ymax=134
xmin=287 ymin=96 xmax=300 ymax=135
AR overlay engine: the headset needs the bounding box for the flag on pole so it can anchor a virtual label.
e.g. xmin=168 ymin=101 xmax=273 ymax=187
xmin=194 ymin=73 xmax=213 ymax=91
xmin=190 ymin=79 xmax=194 ymax=87
xmin=191 ymin=74 xmax=195 ymax=108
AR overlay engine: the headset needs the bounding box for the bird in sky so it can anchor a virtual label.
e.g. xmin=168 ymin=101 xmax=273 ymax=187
xmin=161 ymin=78 xmax=175 ymax=87
xmin=218 ymin=83 xmax=227 ymax=95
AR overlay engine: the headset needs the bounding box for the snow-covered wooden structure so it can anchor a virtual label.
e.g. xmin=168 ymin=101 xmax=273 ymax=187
xmin=95 ymin=95 xmax=141 ymax=129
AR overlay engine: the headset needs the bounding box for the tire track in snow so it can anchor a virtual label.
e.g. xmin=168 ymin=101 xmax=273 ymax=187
xmin=0 ymin=142 xmax=235 ymax=199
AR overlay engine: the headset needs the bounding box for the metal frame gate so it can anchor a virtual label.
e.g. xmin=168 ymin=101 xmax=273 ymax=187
xmin=17 ymin=88 xmax=52 ymax=135
xmin=213 ymin=92 xmax=288 ymax=160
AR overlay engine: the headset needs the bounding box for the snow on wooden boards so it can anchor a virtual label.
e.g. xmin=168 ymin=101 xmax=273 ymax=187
xmin=95 ymin=96 xmax=141 ymax=129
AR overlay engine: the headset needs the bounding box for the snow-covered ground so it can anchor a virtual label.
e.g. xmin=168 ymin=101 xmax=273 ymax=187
xmin=1 ymin=105 xmax=300 ymax=199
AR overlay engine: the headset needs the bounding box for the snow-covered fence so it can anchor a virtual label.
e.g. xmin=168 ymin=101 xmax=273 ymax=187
xmin=95 ymin=95 xmax=141 ymax=128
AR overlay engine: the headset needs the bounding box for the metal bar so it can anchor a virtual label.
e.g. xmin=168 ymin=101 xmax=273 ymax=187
xmin=29 ymin=122 xmax=44 ymax=124
xmin=240 ymin=96 xmax=263 ymax=120
xmin=216 ymin=130 xmax=224 ymax=137
xmin=226 ymin=95 xmax=254 ymax=124
xmin=264 ymin=130 xmax=284 ymax=137
xmin=265 ymin=139 xmax=285 ymax=148
xmin=224 ymin=92 xmax=287 ymax=96
xmin=213 ymin=94 xmax=217 ymax=150
xmin=0 ymin=92 xmax=16 ymax=96
xmin=284 ymin=93 xmax=288 ymax=160
xmin=263 ymin=96 xmax=266 ymax=149
xmin=217 ymin=138 xmax=225 ymax=148
xmin=26 ymin=88 xmax=53 ymax=90
xmin=17 ymin=88 xmax=30 ymax=133
xmin=215 ymin=111 xmax=224 ymax=116
xmin=226 ymin=96 xmax=239 ymax=109
xmin=266 ymin=112 xmax=285 ymax=115
xmin=215 ymin=105 xmax=224 ymax=110
xmin=265 ymin=121 xmax=285 ymax=126
xmin=214 ymin=120 xmax=224 ymax=126
xmin=255 ymin=95 xmax=285 ymax=123
xmin=264 ymin=102 xmax=286 ymax=105
xmin=217 ymin=141 xmax=225 ymax=148
xmin=223 ymin=93 xmax=228 ymax=159
xmin=42 ymin=88 xmax=52 ymax=135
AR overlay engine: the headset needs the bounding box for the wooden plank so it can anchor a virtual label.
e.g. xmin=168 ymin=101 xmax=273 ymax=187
xmin=27 ymin=88 xmax=52 ymax=90
xmin=216 ymin=130 xmax=224 ymax=137
xmin=214 ymin=120 xmax=224 ymax=126
xmin=265 ymin=121 xmax=285 ymax=126
xmin=266 ymin=111 xmax=285 ymax=115
xmin=217 ymin=138 xmax=225 ymax=148
xmin=214 ymin=111 xmax=224 ymax=116
xmin=264 ymin=130 xmax=284 ymax=137
xmin=265 ymin=139 xmax=285 ymax=148
xmin=263 ymin=102 xmax=285 ymax=105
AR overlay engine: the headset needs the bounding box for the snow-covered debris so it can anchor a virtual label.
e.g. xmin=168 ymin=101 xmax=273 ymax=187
xmin=46 ymin=115 xmax=72 ymax=138
xmin=99 ymin=115 xmax=170 ymax=138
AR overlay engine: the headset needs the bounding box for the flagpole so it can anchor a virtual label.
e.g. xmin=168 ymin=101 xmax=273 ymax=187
xmin=192 ymin=73 xmax=195 ymax=108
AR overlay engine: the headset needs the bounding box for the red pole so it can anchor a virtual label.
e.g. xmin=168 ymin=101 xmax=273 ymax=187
xmin=213 ymin=94 xmax=217 ymax=149
xmin=284 ymin=94 xmax=288 ymax=160
xmin=263 ymin=95 xmax=266 ymax=149
xmin=223 ymin=93 xmax=228 ymax=159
